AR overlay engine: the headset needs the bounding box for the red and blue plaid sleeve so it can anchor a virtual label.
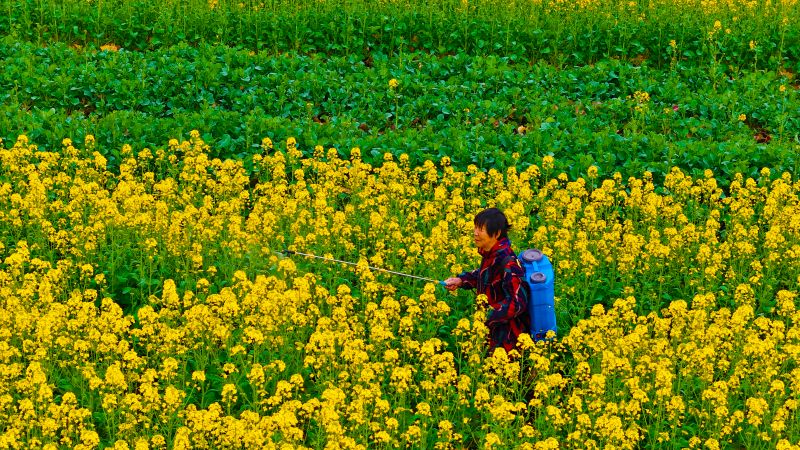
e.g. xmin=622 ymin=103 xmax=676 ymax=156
xmin=458 ymin=268 xmax=479 ymax=289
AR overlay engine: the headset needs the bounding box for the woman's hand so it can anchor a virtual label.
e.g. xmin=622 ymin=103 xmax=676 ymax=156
xmin=443 ymin=277 xmax=462 ymax=291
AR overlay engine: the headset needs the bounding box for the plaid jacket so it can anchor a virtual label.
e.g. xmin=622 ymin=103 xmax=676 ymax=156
xmin=458 ymin=237 xmax=530 ymax=353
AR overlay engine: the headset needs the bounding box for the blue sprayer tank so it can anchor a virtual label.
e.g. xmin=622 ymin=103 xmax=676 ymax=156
xmin=519 ymin=249 xmax=557 ymax=341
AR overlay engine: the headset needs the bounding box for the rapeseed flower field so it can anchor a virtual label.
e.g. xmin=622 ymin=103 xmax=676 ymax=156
xmin=1 ymin=133 xmax=799 ymax=448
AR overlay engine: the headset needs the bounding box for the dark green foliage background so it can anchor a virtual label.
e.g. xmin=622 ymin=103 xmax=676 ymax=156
xmin=0 ymin=0 xmax=799 ymax=183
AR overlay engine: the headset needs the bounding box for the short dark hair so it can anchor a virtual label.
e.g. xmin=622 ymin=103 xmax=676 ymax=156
xmin=474 ymin=208 xmax=511 ymax=238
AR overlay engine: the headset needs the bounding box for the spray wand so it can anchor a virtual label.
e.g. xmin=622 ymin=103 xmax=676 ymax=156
xmin=281 ymin=249 xmax=446 ymax=286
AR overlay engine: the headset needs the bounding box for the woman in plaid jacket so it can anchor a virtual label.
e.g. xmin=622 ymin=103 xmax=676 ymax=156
xmin=444 ymin=208 xmax=530 ymax=353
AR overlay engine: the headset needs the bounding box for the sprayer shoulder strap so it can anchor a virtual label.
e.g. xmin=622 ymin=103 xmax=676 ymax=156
xmin=501 ymin=254 xmax=531 ymax=299
xmin=500 ymin=254 xmax=521 ymax=270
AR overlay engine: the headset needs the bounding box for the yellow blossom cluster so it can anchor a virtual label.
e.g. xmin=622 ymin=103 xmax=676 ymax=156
xmin=0 ymin=133 xmax=799 ymax=448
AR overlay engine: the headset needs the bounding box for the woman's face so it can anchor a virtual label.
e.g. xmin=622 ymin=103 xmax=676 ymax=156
xmin=473 ymin=225 xmax=498 ymax=252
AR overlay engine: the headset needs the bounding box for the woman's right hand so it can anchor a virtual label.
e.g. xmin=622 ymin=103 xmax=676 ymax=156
xmin=443 ymin=277 xmax=462 ymax=291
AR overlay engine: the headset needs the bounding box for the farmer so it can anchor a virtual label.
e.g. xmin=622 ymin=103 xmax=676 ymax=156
xmin=444 ymin=208 xmax=530 ymax=353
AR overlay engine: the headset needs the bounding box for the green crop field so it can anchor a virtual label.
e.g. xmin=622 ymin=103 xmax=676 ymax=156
xmin=1 ymin=0 xmax=800 ymax=448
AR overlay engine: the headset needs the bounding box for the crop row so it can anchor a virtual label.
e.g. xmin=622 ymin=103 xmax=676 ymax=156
xmin=2 ymin=0 xmax=799 ymax=68
xmin=2 ymin=41 xmax=799 ymax=185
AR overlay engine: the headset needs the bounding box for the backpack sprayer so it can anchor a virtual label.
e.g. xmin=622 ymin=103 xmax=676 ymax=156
xmin=516 ymin=249 xmax=558 ymax=341
xmin=282 ymin=248 xmax=557 ymax=341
